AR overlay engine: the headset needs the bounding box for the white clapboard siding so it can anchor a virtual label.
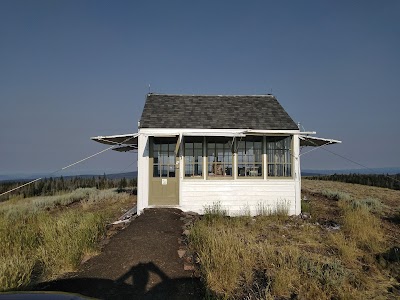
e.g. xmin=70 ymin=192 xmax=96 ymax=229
xmin=180 ymin=179 xmax=298 ymax=216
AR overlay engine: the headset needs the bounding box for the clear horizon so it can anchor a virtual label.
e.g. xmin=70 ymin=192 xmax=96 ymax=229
xmin=1 ymin=0 xmax=399 ymax=175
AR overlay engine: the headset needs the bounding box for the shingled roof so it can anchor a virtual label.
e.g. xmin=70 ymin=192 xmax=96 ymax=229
xmin=139 ymin=94 xmax=298 ymax=130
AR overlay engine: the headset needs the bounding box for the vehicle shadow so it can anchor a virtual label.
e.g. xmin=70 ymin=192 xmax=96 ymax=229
xmin=33 ymin=262 xmax=204 ymax=300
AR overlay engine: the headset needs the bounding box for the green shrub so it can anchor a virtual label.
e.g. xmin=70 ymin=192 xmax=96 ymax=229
xmin=345 ymin=197 xmax=384 ymax=213
xmin=301 ymin=199 xmax=311 ymax=214
xmin=203 ymin=202 xmax=228 ymax=222
xmin=321 ymin=190 xmax=351 ymax=201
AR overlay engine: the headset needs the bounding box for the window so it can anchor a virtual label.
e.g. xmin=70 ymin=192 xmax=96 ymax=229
xmin=266 ymin=136 xmax=292 ymax=177
xmin=237 ymin=136 xmax=263 ymax=177
xmin=153 ymin=138 xmax=176 ymax=178
xmin=207 ymin=137 xmax=233 ymax=177
xmin=184 ymin=137 xmax=203 ymax=177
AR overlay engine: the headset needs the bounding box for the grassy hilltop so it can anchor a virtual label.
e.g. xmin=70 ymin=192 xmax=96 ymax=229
xmin=189 ymin=180 xmax=400 ymax=299
xmin=0 ymin=188 xmax=135 ymax=291
xmin=1 ymin=179 xmax=399 ymax=299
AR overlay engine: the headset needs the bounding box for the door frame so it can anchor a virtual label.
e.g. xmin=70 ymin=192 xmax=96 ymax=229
xmin=148 ymin=136 xmax=180 ymax=205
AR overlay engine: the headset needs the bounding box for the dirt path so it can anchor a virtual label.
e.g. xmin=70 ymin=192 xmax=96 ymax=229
xmin=35 ymin=208 xmax=204 ymax=300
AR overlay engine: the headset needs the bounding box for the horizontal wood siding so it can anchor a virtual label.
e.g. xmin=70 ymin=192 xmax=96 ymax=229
xmin=180 ymin=180 xmax=297 ymax=215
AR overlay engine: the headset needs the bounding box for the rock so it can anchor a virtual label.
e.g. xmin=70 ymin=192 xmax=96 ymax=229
xmin=184 ymin=263 xmax=195 ymax=271
xmin=178 ymin=249 xmax=186 ymax=258
xmin=184 ymin=221 xmax=193 ymax=227
xmin=185 ymin=211 xmax=199 ymax=216
xmin=183 ymin=229 xmax=190 ymax=236
xmin=300 ymin=212 xmax=311 ymax=219
xmin=80 ymin=254 xmax=92 ymax=265
xmin=194 ymin=254 xmax=200 ymax=264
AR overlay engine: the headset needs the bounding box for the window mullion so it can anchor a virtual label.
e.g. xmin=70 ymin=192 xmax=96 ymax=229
xmin=263 ymin=136 xmax=267 ymax=180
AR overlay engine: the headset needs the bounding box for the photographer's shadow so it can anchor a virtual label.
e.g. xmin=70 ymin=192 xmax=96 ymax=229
xmin=34 ymin=262 xmax=203 ymax=300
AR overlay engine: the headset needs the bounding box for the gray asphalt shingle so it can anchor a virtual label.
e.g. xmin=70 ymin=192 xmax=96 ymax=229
xmin=139 ymin=94 xmax=298 ymax=130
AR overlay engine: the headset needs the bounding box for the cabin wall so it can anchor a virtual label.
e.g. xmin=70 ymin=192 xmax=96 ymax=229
xmin=136 ymin=134 xmax=149 ymax=215
xmin=293 ymin=133 xmax=301 ymax=215
xmin=137 ymin=130 xmax=302 ymax=216
xmin=180 ymin=179 xmax=298 ymax=215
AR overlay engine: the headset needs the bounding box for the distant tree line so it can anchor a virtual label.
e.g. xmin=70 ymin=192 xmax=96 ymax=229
xmin=307 ymin=173 xmax=400 ymax=190
xmin=0 ymin=175 xmax=137 ymax=202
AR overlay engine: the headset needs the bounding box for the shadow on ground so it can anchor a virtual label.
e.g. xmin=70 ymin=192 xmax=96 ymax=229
xmin=34 ymin=262 xmax=204 ymax=300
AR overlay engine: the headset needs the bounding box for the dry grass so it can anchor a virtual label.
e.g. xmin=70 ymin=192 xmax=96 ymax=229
xmin=340 ymin=201 xmax=385 ymax=253
xmin=302 ymin=179 xmax=399 ymax=213
xmin=189 ymin=181 xmax=399 ymax=299
xmin=0 ymin=188 xmax=134 ymax=291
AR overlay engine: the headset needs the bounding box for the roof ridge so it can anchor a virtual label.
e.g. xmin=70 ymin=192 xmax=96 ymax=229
xmin=147 ymin=93 xmax=276 ymax=97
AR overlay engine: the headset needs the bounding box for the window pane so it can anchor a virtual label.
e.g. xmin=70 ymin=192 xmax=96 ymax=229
xmin=195 ymin=154 xmax=202 ymax=163
xmin=161 ymin=165 xmax=168 ymax=177
xmin=169 ymin=165 xmax=175 ymax=177
xmin=207 ymin=137 xmax=232 ymax=177
xmin=255 ymin=164 xmax=262 ymax=176
xmin=236 ymin=136 xmax=262 ymax=178
xmin=185 ymin=164 xmax=192 ymax=177
xmin=196 ymin=163 xmax=203 ymax=176
xmin=238 ymin=164 xmax=245 ymax=177
xmin=184 ymin=138 xmax=203 ymax=178
xmin=277 ymin=165 xmax=283 ymax=177
xmin=266 ymin=136 xmax=292 ymax=177
xmin=208 ymin=163 xmax=213 ymax=175
xmin=184 ymin=156 xmax=190 ymax=164
xmin=226 ymin=164 xmax=232 ymax=176
xmin=153 ymin=164 xmax=159 ymax=177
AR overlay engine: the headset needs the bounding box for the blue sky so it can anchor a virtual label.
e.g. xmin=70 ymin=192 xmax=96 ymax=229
xmin=0 ymin=0 xmax=399 ymax=175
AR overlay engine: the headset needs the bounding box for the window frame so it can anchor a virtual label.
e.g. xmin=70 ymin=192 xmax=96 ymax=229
xmin=236 ymin=136 xmax=264 ymax=179
xmin=183 ymin=137 xmax=204 ymax=178
xmin=180 ymin=134 xmax=294 ymax=180
xmin=152 ymin=137 xmax=177 ymax=178
xmin=266 ymin=135 xmax=293 ymax=178
xmin=206 ymin=137 xmax=234 ymax=179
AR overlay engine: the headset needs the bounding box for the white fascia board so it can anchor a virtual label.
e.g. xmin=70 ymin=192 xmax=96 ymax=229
xmin=139 ymin=128 xmax=300 ymax=136
xmin=183 ymin=132 xmax=246 ymax=137
xmin=139 ymin=128 xmax=246 ymax=137
xmin=299 ymin=131 xmax=317 ymax=135
xmin=91 ymin=133 xmax=138 ymax=139
xmin=245 ymin=129 xmax=301 ymax=135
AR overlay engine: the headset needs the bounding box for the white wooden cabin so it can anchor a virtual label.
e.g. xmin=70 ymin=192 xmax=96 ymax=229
xmin=92 ymin=94 xmax=340 ymax=216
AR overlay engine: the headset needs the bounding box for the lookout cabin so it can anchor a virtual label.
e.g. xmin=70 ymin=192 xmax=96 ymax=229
xmin=91 ymin=93 xmax=340 ymax=216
